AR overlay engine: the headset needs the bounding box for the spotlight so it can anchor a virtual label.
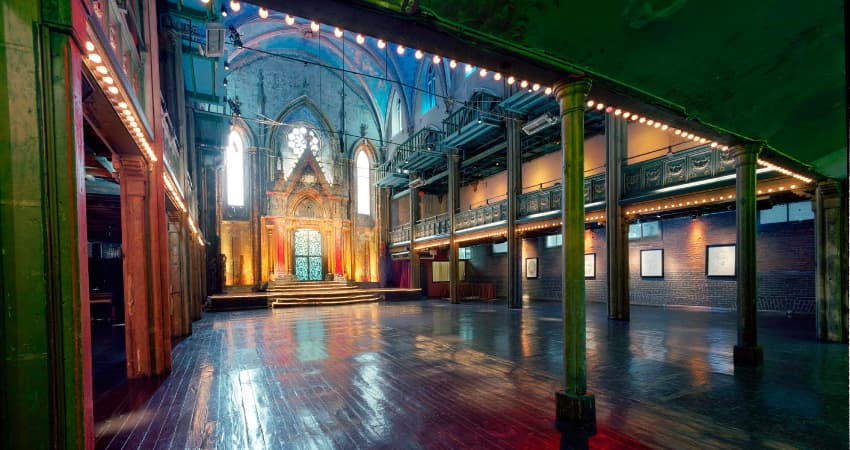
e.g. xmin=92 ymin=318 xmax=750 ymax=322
xmin=223 ymin=78 xmax=228 ymax=87
xmin=224 ymin=62 xmax=230 ymax=71
xmin=220 ymin=5 xmax=227 ymax=17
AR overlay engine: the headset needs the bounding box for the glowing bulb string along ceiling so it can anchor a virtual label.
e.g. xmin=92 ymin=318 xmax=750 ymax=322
xmin=220 ymin=3 xmax=813 ymax=184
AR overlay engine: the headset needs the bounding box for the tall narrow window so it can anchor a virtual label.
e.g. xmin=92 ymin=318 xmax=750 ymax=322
xmin=390 ymin=95 xmax=403 ymax=137
xmin=420 ymin=65 xmax=436 ymax=114
xmin=356 ymin=151 xmax=370 ymax=215
xmin=226 ymin=130 xmax=244 ymax=206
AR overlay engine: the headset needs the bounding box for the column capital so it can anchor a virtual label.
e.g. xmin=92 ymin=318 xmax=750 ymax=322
xmin=117 ymin=155 xmax=150 ymax=178
xmin=729 ymin=142 xmax=763 ymax=160
xmin=816 ymin=179 xmax=842 ymax=198
xmin=447 ymin=149 xmax=461 ymax=161
xmin=553 ymin=77 xmax=592 ymax=102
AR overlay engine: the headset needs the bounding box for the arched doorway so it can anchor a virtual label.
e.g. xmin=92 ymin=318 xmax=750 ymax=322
xmin=294 ymin=229 xmax=323 ymax=281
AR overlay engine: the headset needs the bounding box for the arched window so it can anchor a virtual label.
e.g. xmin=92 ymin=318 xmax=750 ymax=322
xmin=389 ymin=94 xmax=403 ymax=137
xmin=356 ymin=151 xmax=371 ymax=215
xmin=226 ymin=130 xmax=244 ymax=206
xmin=420 ymin=65 xmax=436 ymax=114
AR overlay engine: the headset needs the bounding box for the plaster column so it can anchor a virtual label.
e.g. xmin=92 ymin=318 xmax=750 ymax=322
xmin=506 ymin=115 xmax=523 ymax=309
xmin=605 ymin=114 xmax=630 ymax=320
xmin=553 ymin=78 xmax=596 ymax=436
xmin=448 ymin=151 xmax=461 ymax=304
xmin=409 ymin=176 xmax=421 ymax=289
xmin=732 ymin=143 xmax=763 ymax=367
xmin=0 ymin=1 xmax=93 ymax=445
xmin=815 ymin=180 xmax=848 ymax=342
xmin=251 ymin=152 xmax=262 ymax=289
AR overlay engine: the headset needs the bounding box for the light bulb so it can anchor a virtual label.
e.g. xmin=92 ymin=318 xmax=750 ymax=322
xmin=449 ymin=59 xmax=457 ymax=69
xmin=414 ymin=50 xmax=423 ymax=59
xmin=118 ymin=102 xmax=128 ymax=109
xmin=230 ymin=0 xmax=240 ymax=12
xmin=89 ymin=53 xmax=102 ymax=64
xmin=507 ymin=76 xmax=515 ymax=85
xmin=622 ymin=112 xmax=631 ymax=119
xmin=605 ymin=106 xmax=613 ymax=113
xmin=85 ymin=41 xmax=95 ymax=52
xmin=479 ymin=68 xmax=487 ymax=77
xmin=465 ymin=64 xmax=474 ymax=73
xmin=432 ymin=55 xmax=441 ymax=64
xmin=103 ymin=76 xmax=114 ymax=85
xmin=520 ymin=80 xmax=528 ymax=88
xmin=660 ymin=124 xmax=668 ymax=130
xmin=258 ymin=7 xmax=269 ymax=19
xmin=646 ymin=120 xmax=654 ymax=126
xmin=334 ymin=27 xmax=343 ymax=38
xmin=639 ymin=117 xmax=646 ymax=123
xmin=310 ymin=21 xmax=320 ymax=32
xmin=532 ymin=83 xmax=540 ymax=91
xmin=494 ymin=73 xmax=502 ymax=81
xmin=586 ymin=100 xmax=594 ymax=108
xmin=614 ymin=109 xmax=621 ymax=116
xmin=396 ymin=45 xmax=405 ymax=55
xmin=108 ymin=86 xmax=118 ymax=94
xmin=96 ymin=66 xmax=108 ymax=74
xmin=674 ymin=129 xmax=681 ymax=135
xmin=284 ymin=15 xmax=295 ymax=25
xmin=544 ymin=87 xmax=552 ymax=95
xmin=356 ymin=34 xmax=365 ymax=44
xmin=654 ymin=122 xmax=661 ymax=128
xmin=377 ymin=39 xmax=386 ymax=49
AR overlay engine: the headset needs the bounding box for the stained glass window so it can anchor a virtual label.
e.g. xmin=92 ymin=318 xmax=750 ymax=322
xmin=287 ymin=126 xmax=320 ymax=157
xmin=226 ymin=130 xmax=244 ymax=206
xmin=356 ymin=151 xmax=370 ymax=215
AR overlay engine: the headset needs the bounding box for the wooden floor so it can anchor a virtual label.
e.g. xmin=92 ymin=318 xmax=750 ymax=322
xmin=92 ymin=301 xmax=848 ymax=449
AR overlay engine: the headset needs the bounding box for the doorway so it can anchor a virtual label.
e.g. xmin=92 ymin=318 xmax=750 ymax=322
xmin=294 ymin=229 xmax=323 ymax=280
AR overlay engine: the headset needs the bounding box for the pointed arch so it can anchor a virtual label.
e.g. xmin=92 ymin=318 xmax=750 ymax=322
xmin=226 ymin=128 xmax=246 ymax=207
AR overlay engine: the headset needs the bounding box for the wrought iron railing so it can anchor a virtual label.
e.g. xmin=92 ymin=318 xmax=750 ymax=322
xmin=456 ymin=201 xmax=507 ymax=230
xmin=442 ymin=94 xmax=501 ymax=137
xmin=622 ymin=144 xmax=735 ymax=198
xmin=414 ymin=213 xmax=450 ymax=239
xmin=390 ymin=224 xmax=410 ymax=244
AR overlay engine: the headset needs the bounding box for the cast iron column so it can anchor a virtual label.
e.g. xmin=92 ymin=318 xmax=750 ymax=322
xmin=605 ymin=114 xmax=630 ymax=320
xmin=449 ymin=151 xmax=461 ymax=304
xmin=553 ymin=78 xmax=596 ymax=436
xmin=733 ymin=143 xmax=763 ymax=367
xmin=409 ymin=175 xmax=421 ymax=289
xmin=815 ymin=180 xmax=849 ymax=342
xmin=506 ymin=114 xmax=524 ymax=309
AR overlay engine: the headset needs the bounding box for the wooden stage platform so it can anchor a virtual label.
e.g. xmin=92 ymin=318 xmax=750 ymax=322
xmin=207 ymin=281 xmax=422 ymax=311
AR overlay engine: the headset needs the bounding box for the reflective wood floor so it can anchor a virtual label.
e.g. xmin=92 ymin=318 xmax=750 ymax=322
xmin=94 ymin=301 xmax=848 ymax=449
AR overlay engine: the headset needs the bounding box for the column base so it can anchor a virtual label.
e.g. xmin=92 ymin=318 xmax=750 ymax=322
xmin=555 ymin=391 xmax=596 ymax=437
xmin=733 ymin=345 xmax=764 ymax=367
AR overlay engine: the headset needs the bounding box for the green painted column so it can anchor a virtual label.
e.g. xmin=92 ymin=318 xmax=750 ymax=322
xmin=506 ymin=114 xmax=523 ymax=309
xmin=815 ymin=179 xmax=848 ymax=342
xmin=448 ymin=151 xmax=460 ymax=304
xmin=0 ymin=1 xmax=93 ymax=448
xmin=409 ymin=177 xmax=420 ymax=289
xmin=553 ymin=78 xmax=596 ymax=436
xmin=732 ymin=143 xmax=763 ymax=367
xmin=605 ymin=114 xmax=629 ymax=320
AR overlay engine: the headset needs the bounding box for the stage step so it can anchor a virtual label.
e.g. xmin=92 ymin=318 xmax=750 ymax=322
xmin=271 ymin=295 xmax=381 ymax=307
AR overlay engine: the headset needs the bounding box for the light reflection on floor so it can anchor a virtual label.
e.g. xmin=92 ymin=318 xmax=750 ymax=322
xmin=95 ymin=301 xmax=848 ymax=449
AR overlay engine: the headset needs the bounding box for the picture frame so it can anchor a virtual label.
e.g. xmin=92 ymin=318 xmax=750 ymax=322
xmin=640 ymin=249 xmax=664 ymax=278
xmin=525 ymin=257 xmax=538 ymax=279
xmin=584 ymin=253 xmax=596 ymax=279
xmin=706 ymin=244 xmax=736 ymax=277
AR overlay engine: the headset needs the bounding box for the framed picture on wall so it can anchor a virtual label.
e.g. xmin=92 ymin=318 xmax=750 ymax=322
xmin=525 ymin=257 xmax=538 ymax=279
xmin=584 ymin=253 xmax=596 ymax=279
xmin=640 ymin=249 xmax=664 ymax=278
xmin=706 ymin=244 xmax=736 ymax=276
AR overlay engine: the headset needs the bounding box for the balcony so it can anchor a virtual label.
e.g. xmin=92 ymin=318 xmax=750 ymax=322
xmin=622 ymin=144 xmax=736 ymax=199
xmin=442 ymin=94 xmax=502 ymax=149
xmin=377 ymin=128 xmax=445 ymax=188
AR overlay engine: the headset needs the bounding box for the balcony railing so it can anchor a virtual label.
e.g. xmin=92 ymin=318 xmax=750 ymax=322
xmin=622 ymin=144 xmax=735 ymax=198
xmin=456 ymin=201 xmax=507 ymax=231
xmin=442 ymin=95 xmax=501 ymax=137
xmin=390 ymin=225 xmax=411 ymax=245
xmin=415 ymin=213 xmax=450 ymax=239
xmin=92 ymin=0 xmax=146 ymax=114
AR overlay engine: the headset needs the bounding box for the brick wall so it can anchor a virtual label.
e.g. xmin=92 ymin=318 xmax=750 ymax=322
xmin=465 ymin=210 xmax=816 ymax=312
